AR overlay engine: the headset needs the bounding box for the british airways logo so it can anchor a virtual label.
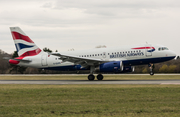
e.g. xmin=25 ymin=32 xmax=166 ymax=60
xmin=110 ymin=52 xmax=144 ymax=58
xmin=109 ymin=46 xmax=155 ymax=59
xmin=12 ymin=31 xmax=42 ymax=57
xmin=132 ymin=47 xmax=156 ymax=53
xmin=147 ymin=47 xmax=155 ymax=52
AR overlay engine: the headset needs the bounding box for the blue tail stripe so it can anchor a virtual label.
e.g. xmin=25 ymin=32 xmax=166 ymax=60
xmin=15 ymin=43 xmax=34 ymax=51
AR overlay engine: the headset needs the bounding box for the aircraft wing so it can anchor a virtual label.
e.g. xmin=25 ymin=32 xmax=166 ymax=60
xmin=51 ymin=53 xmax=109 ymax=68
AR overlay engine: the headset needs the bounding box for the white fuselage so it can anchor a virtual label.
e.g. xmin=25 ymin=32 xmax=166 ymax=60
xmin=17 ymin=44 xmax=176 ymax=70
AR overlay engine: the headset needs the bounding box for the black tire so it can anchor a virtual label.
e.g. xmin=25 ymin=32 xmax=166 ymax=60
xmin=97 ymin=74 xmax=103 ymax=80
xmin=88 ymin=74 xmax=95 ymax=81
xmin=150 ymin=71 xmax=154 ymax=76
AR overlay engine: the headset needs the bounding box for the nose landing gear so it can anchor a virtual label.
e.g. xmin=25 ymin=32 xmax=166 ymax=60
xmin=149 ymin=63 xmax=154 ymax=76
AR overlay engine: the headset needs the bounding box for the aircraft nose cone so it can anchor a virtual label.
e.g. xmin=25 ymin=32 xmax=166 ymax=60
xmin=169 ymin=51 xmax=176 ymax=58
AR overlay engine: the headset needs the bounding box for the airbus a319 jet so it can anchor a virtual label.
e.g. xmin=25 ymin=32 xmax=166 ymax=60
xmin=9 ymin=27 xmax=177 ymax=80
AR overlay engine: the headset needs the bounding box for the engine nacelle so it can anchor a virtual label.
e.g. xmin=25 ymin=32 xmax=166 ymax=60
xmin=98 ymin=61 xmax=124 ymax=73
xmin=96 ymin=61 xmax=135 ymax=73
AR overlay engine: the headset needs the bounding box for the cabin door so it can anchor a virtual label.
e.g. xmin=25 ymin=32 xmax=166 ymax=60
xmin=103 ymin=52 xmax=106 ymax=58
xmin=41 ymin=54 xmax=48 ymax=66
xmin=146 ymin=44 xmax=152 ymax=57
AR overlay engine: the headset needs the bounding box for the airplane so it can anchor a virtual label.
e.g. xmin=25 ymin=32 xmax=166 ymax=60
xmin=9 ymin=27 xmax=177 ymax=80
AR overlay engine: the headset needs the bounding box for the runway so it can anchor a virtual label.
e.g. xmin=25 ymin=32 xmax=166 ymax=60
xmin=0 ymin=80 xmax=180 ymax=85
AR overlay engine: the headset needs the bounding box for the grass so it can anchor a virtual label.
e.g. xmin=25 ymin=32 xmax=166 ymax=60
xmin=0 ymin=84 xmax=180 ymax=117
xmin=0 ymin=74 xmax=180 ymax=80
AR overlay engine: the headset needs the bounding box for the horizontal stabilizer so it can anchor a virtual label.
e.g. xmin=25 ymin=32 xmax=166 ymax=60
xmin=10 ymin=58 xmax=32 ymax=63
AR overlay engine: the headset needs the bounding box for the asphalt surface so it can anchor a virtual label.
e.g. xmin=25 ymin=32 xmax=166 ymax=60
xmin=0 ymin=80 xmax=180 ymax=85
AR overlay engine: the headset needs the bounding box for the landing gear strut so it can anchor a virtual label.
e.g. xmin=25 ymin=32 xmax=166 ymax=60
xmin=88 ymin=66 xmax=95 ymax=81
xmin=149 ymin=63 xmax=154 ymax=76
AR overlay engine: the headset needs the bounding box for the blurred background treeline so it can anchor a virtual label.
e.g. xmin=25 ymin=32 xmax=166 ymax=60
xmin=0 ymin=49 xmax=179 ymax=74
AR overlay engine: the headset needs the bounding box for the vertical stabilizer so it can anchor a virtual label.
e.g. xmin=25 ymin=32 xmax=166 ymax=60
xmin=10 ymin=27 xmax=42 ymax=57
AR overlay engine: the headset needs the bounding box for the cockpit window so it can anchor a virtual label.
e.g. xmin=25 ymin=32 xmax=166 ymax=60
xmin=158 ymin=47 xmax=168 ymax=51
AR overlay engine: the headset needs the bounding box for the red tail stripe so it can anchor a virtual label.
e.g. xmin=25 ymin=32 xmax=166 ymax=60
xmin=11 ymin=32 xmax=34 ymax=43
xmin=9 ymin=57 xmax=25 ymax=65
xmin=16 ymin=56 xmax=25 ymax=59
xmin=132 ymin=47 xmax=155 ymax=49
xmin=20 ymin=48 xmax=41 ymax=57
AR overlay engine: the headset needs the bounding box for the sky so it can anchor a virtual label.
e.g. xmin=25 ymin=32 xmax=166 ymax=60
xmin=0 ymin=0 xmax=180 ymax=55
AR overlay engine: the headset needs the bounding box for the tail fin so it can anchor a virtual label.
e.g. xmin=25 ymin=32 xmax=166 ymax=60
xmin=10 ymin=27 xmax=42 ymax=57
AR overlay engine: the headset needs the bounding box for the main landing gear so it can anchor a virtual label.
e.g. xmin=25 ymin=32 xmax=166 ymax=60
xmin=88 ymin=66 xmax=104 ymax=80
xmin=88 ymin=74 xmax=104 ymax=81
xmin=148 ymin=63 xmax=154 ymax=76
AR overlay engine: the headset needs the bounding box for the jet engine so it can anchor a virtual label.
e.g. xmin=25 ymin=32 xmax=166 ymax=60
xmin=96 ymin=61 xmax=135 ymax=73
xmin=97 ymin=61 xmax=124 ymax=73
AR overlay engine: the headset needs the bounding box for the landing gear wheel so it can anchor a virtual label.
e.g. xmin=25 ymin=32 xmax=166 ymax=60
xmin=97 ymin=74 xmax=103 ymax=80
xmin=88 ymin=74 xmax=95 ymax=81
xmin=150 ymin=71 xmax=154 ymax=76
xmin=148 ymin=63 xmax=155 ymax=76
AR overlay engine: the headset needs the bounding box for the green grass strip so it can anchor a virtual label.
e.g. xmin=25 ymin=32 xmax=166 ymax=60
xmin=0 ymin=84 xmax=180 ymax=117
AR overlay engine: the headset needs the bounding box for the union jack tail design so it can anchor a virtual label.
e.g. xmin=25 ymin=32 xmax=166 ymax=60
xmin=10 ymin=27 xmax=42 ymax=57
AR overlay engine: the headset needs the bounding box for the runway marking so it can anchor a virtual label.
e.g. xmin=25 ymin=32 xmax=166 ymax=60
xmin=161 ymin=83 xmax=180 ymax=85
